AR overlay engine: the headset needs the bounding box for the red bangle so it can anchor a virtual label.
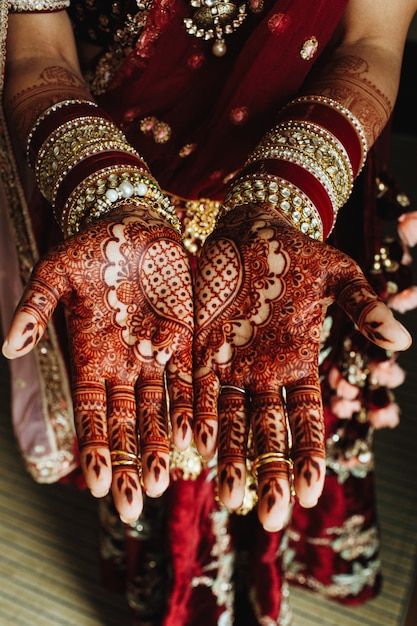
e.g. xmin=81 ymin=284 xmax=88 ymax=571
xmin=242 ymin=159 xmax=335 ymax=238
xmin=278 ymin=102 xmax=363 ymax=177
xmin=28 ymin=103 xmax=112 ymax=167
xmin=54 ymin=152 xmax=149 ymax=221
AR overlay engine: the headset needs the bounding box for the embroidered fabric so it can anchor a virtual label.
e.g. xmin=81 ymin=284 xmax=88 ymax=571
xmin=9 ymin=0 xmax=70 ymax=12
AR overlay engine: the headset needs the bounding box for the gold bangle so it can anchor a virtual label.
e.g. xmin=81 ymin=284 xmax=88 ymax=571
xmin=26 ymin=99 xmax=98 ymax=162
xmin=250 ymin=121 xmax=353 ymax=207
xmin=224 ymin=174 xmax=323 ymax=240
xmin=289 ymin=95 xmax=368 ymax=173
xmin=61 ymin=166 xmax=155 ymax=234
xmin=49 ymin=143 xmax=140 ymax=205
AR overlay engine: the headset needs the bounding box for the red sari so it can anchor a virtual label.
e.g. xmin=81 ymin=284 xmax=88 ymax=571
xmin=2 ymin=0 xmax=410 ymax=624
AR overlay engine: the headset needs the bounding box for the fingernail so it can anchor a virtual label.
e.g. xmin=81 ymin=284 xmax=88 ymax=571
xmin=91 ymin=489 xmax=109 ymax=498
xmin=399 ymin=325 xmax=412 ymax=348
xmin=2 ymin=340 xmax=14 ymax=359
xmin=299 ymin=498 xmax=318 ymax=508
xmin=120 ymin=515 xmax=136 ymax=525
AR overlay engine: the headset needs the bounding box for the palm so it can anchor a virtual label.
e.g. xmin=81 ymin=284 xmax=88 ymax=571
xmin=194 ymin=205 xmax=410 ymax=531
xmin=4 ymin=206 xmax=194 ymax=522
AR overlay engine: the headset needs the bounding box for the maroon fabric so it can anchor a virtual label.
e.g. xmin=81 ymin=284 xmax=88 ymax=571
xmin=21 ymin=0 xmax=389 ymax=622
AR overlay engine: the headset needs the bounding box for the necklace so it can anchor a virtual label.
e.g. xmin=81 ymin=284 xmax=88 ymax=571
xmin=184 ymin=0 xmax=263 ymax=57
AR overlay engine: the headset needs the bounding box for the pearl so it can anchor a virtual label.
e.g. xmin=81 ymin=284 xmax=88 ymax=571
xmin=212 ymin=39 xmax=227 ymax=57
xmin=204 ymin=0 xmax=217 ymax=6
xmin=105 ymin=188 xmax=119 ymax=203
xmin=119 ymin=181 xmax=134 ymax=198
xmin=135 ymin=183 xmax=148 ymax=196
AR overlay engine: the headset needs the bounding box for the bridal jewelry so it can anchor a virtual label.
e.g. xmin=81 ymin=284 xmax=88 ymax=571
xmin=184 ymin=0 xmax=261 ymax=57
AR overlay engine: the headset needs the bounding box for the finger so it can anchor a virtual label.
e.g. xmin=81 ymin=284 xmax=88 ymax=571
xmin=74 ymin=380 xmax=112 ymax=498
xmin=193 ymin=367 xmax=220 ymax=460
xmin=107 ymin=383 xmax=143 ymax=524
xmin=2 ymin=257 xmax=68 ymax=359
xmin=136 ymin=366 xmax=170 ymax=498
xmin=286 ymin=375 xmax=325 ymax=509
xmin=166 ymin=341 xmax=193 ymax=451
xmin=217 ymin=387 xmax=249 ymax=510
xmin=331 ymin=256 xmax=411 ymax=351
xmin=251 ymin=391 xmax=291 ymax=533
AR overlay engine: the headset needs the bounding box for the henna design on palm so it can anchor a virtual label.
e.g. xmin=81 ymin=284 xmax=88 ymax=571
xmin=4 ymin=206 xmax=194 ymax=523
xmin=194 ymin=204 xmax=411 ymax=531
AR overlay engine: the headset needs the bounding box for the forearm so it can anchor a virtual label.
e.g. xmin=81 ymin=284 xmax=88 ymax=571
xmin=5 ymin=58 xmax=91 ymax=148
xmin=304 ymin=40 xmax=402 ymax=147
xmin=4 ymin=13 xmax=90 ymax=147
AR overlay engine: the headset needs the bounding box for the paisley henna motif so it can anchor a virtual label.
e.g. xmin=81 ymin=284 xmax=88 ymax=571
xmin=194 ymin=204 xmax=410 ymax=530
xmin=4 ymin=205 xmax=194 ymax=521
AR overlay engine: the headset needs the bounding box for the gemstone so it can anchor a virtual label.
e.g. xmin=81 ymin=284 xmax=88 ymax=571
xmin=119 ymin=181 xmax=134 ymax=198
xmin=300 ymin=37 xmax=318 ymax=61
xmin=212 ymin=39 xmax=227 ymax=57
xmin=105 ymin=188 xmax=119 ymax=203
xmin=136 ymin=183 xmax=148 ymax=196
xmin=268 ymin=12 xmax=291 ymax=35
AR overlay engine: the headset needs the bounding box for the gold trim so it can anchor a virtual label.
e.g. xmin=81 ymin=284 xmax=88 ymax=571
xmin=0 ymin=7 xmax=76 ymax=483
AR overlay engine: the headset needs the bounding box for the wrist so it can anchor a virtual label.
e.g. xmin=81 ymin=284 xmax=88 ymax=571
xmin=224 ymin=95 xmax=367 ymax=241
xmin=27 ymin=99 xmax=181 ymax=237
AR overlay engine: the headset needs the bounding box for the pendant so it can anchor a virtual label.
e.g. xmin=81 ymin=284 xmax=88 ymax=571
xmin=184 ymin=0 xmax=248 ymax=57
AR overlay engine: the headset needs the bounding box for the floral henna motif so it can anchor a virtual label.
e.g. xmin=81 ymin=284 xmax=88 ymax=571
xmin=307 ymin=54 xmax=393 ymax=145
xmin=217 ymin=390 xmax=249 ymax=507
xmin=194 ymin=204 xmax=409 ymax=527
xmin=6 ymin=205 xmax=193 ymax=517
xmin=136 ymin=374 xmax=170 ymax=493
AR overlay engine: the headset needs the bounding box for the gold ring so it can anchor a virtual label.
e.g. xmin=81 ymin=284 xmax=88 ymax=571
xmin=220 ymin=384 xmax=246 ymax=394
xmin=253 ymin=452 xmax=293 ymax=472
xmin=110 ymin=450 xmax=138 ymax=460
xmin=111 ymin=459 xmax=139 ymax=468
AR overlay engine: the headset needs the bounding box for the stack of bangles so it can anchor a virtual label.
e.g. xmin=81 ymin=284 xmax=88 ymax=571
xmin=26 ymin=99 xmax=181 ymax=237
xmin=224 ymin=95 xmax=368 ymax=241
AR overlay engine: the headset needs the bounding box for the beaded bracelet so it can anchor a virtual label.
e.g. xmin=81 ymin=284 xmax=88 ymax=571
xmin=26 ymin=99 xmax=100 ymax=164
xmin=226 ymin=95 xmax=367 ymax=239
xmin=224 ymin=174 xmax=323 ymax=241
xmin=285 ymin=95 xmax=368 ymax=175
xmin=62 ymin=166 xmax=180 ymax=236
xmin=28 ymin=99 xmax=179 ymax=237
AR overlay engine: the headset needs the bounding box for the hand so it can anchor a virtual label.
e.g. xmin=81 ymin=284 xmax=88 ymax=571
xmin=3 ymin=205 xmax=194 ymax=523
xmin=194 ymin=205 xmax=411 ymax=532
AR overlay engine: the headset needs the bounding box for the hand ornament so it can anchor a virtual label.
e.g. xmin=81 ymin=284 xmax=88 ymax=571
xmin=3 ymin=205 xmax=194 ymax=523
xmin=194 ymin=205 xmax=411 ymax=532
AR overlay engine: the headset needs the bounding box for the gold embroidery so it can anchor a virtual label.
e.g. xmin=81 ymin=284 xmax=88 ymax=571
xmin=1 ymin=6 xmax=76 ymax=483
xmin=300 ymin=37 xmax=318 ymax=61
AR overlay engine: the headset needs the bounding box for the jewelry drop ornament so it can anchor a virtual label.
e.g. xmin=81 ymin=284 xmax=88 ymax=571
xmin=184 ymin=0 xmax=249 ymax=56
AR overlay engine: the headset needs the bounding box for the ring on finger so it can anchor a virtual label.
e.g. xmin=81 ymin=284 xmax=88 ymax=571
xmin=110 ymin=450 xmax=141 ymax=471
xmin=220 ymin=384 xmax=246 ymax=394
xmin=253 ymin=452 xmax=293 ymax=473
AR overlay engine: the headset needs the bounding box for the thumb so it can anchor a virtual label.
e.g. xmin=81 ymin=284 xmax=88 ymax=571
xmin=337 ymin=272 xmax=411 ymax=352
xmin=2 ymin=255 xmax=68 ymax=359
